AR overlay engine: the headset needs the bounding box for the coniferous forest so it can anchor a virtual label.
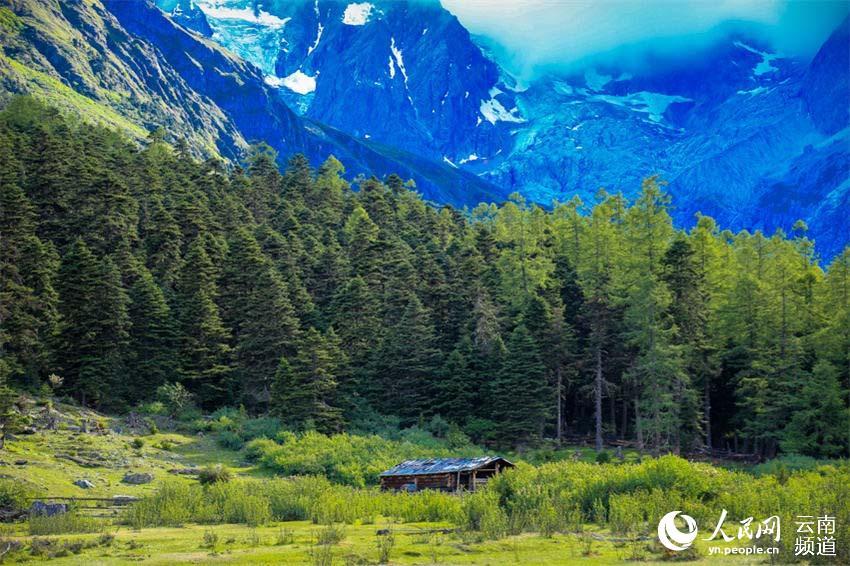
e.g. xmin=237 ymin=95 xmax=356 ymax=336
xmin=2 ymin=96 xmax=850 ymax=460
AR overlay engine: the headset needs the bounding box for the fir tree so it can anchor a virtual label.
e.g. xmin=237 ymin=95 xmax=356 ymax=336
xmin=174 ymin=237 xmax=233 ymax=408
xmin=272 ymin=327 xmax=345 ymax=433
xmin=128 ymin=268 xmax=177 ymax=399
xmin=220 ymin=229 xmax=300 ymax=409
xmin=491 ymin=323 xmax=549 ymax=446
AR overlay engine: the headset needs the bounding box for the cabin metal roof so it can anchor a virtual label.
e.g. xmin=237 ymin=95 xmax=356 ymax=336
xmin=379 ymin=456 xmax=513 ymax=477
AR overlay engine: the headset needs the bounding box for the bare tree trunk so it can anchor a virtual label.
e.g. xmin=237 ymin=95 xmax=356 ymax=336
xmin=609 ymin=394 xmax=617 ymax=438
xmin=595 ymin=346 xmax=603 ymax=452
xmin=556 ymin=366 xmax=563 ymax=444
xmin=635 ymin=396 xmax=644 ymax=450
xmin=704 ymin=376 xmax=712 ymax=450
xmin=621 ymin=397 xmax=628 ymax=439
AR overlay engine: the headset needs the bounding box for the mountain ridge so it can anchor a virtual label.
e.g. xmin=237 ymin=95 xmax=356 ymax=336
xmin=1 ymin=0 xmax=847 ymax=256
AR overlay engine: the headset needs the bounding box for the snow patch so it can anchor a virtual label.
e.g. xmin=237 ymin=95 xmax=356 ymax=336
xmin=459 ymin=153 xmax=479 ymax=164
xmin=388 ymin=56 xmax=395 ymax=79
xmin=308 ymin=22 xmax=324 ymax=56
xmin=196 ymin=4 xmax=289 ymax=27
xmin=443 ymin=156 xmax=458 ymax=168
xmin=479 ymin=88 xmax=525 ymax=125
xmin=390 ymin=37 xmax=408 ymax=84
xmin=734 ymin=42 xmax=780 ymax=76
xmin=342 ymin=3 xmax=373 ymax=25
xmin=587 ymin=91 xmax=691 ymax=123
xmin=737 ymin=86 xmax=769 ymax=96
xmin=267 ymin=70 xmax=317 ymax=94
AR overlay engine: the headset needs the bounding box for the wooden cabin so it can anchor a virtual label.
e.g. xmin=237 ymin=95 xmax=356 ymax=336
xmin=379 ymin=456 xmax=514 ymax=492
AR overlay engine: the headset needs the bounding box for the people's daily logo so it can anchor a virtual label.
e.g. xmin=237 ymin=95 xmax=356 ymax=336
xmin=658 ymin=509 xmax=837 ymax=558
xmin=657 ymin=511 xmax=698 ymax=551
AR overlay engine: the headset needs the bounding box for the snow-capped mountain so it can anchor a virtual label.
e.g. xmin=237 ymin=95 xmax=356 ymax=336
xmin=2 ymin=0 xmax=846 ymax=256
xmin=158 ymin=0 xmax=518 ymax=164
xmin=156 ymin=0 xmax=847 ymax=255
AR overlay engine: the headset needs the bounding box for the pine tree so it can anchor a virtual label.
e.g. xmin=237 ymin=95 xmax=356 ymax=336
xmin=0 ymin=182 xmax=58 ymax=386
xmin=219 ymin=228 xmax=300 ymax=409
xmin=271 ymin=327 xmax=345 ymax=433
xmin=174 ymin=237 xmax=233 ymax=408
xmin=370 ymin=293 xmax=442 ymax=421
xmin=622 ymin=177 xmax=686 ymax=451
xmin=781 ymin=360 xmax=849 ymax=457
xmin=128 ymin=268 xmax=177 ymax=399
xmin=56 ymin=242 xmax=130 ymax=406
xmin=245 ymin=143 xmax=282 ymax=223
xmin=662 ymin=237 xmax=712 ymax=450
xmin=0 ymin=372 xmax=22 ymax=450
xmin=491 ymin=323 xmax=549 ymax=446
xmin=434 ymin=338 xmax=474 ymax=424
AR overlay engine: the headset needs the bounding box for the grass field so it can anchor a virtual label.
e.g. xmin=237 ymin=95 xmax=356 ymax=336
xmin=2 ymin=520 xmax=774 ymax=565
xmin=1 ymin=401 xmax=846 ymax=564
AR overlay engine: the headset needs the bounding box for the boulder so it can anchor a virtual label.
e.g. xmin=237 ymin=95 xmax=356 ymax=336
xmin=121 ymin=472 xmax=153 ymax=485
xmin=29 ymin=501 xmax=68 ymax=517
xmin=74 ymin=479 xmax=95 ymax=489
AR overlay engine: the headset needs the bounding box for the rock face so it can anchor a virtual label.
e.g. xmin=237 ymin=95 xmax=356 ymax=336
xmin=174 ymin=0 xmax=516 ymax=164
xmin=0 ymin=0 xmax=504 ymax=205
xmin=73 ymin=479 xmax=95 ymax=489
xmin=122 ymin=472 xmax=154 ymax=485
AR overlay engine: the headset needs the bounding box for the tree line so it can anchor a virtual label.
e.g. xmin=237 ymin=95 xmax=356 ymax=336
xmin=1 ymin=96 xmax=848 ymax=457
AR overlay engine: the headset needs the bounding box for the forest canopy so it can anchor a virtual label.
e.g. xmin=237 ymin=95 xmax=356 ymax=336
xmin=1 ymin=96 xmax=848 ymax=459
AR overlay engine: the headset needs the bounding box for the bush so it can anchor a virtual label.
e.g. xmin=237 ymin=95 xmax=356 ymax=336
xmin=241 ymin=417 xmax=281 ymax=441
xmin=255 ymin=430 xmax=476 ymax=487
xmin=0 ymin=479 xmax=30 ymax=512
xmin=28 ymin=513 xmax=105 ymax=535
xmin=216 ymin=431 xmax=244 ymax=451
xmin=131 ymin=438 xmax=145 ymax=450
xmin=138 ymin=401 xmax=165 ymax=415
xmin=595 ymin=451 xmax=611 ymax=464
xmin=198 ymin=465 xmax=232 ymax=485
xmin=245 ymin=437 xmax=277 ymax=462
xmin=155 ymin=382 xmax=194 ymax=417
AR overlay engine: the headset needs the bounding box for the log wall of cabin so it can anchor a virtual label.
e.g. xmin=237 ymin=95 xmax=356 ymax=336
xmin=380 ymin=473 xmax=454 ymax=491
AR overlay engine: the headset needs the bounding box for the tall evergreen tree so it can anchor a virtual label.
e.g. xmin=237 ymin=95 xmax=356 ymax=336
xmin=491 ymin=323 xmax=549 ymax=445
xmin=56 ymin=242 xmax=130 ymax=406
xmin=220 ymin=228 xmax=300 ymax=409
xmin=128 ymin=268 xmax=177 ymax=399
xmin=174 ymin=237 xmax=233 ymax=408
xmin=272 ymin=327 xmax=345 ymax=433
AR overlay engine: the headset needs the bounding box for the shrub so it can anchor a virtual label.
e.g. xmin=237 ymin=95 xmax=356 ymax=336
xmin=0 ymin=479 xmax=30 ymax=512
xmin=276 ymin=528 xmax=294 ymax=545
xmin=245 ymin=437 xmax=277 ymax=462
xmin=131 ymin=438 xmax=145 ymax=450
xmin=198 ymin=465 xmax=232 ymax=485
xmin=376 ymin=526 xmax=394 ymax=563
xmin=595 ymin=451 xmax=611 ymax=464
xmin=139 ymin=401 xmax=165 ymax=415
xmin=202 ymin=529 xmax=218 ymax=549
xmin=315 ymin=523 xmax=346 ymax=546
xmin=28 ymin=513 xmax=105 ymax=535
xmin=216 ymin=431 xmax=243 ymax=451
xmin=155 ymin=382 xmax=194 ymax=417
xmin=255 ymin=430 xmax=476 ymax=487
xmin=241 ymin=417 xmax=281 ymax=441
